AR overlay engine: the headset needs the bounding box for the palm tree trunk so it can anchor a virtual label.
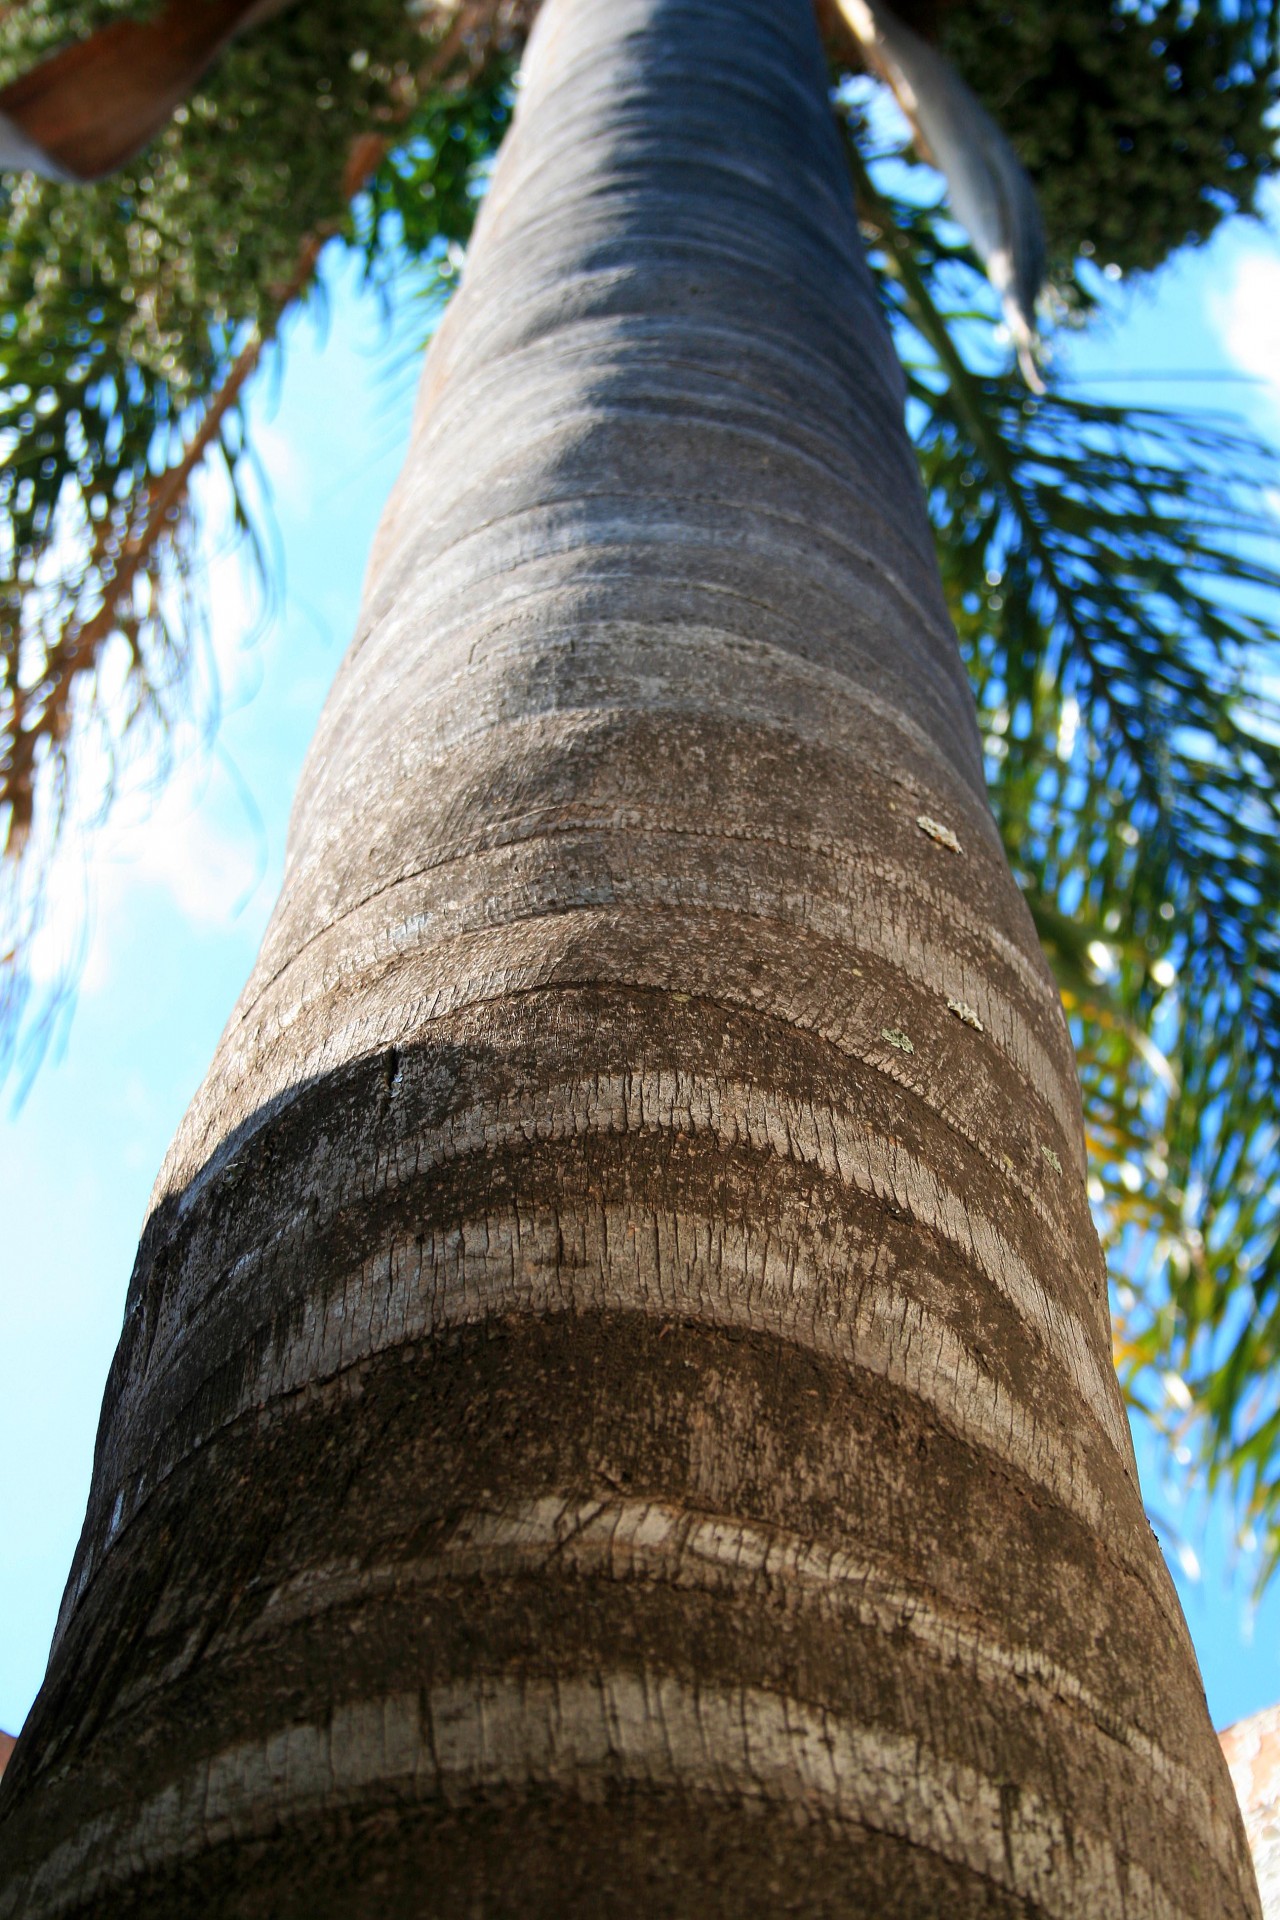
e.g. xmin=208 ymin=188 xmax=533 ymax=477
xmin=0 ymin=0 xmax=1259 ymax=1911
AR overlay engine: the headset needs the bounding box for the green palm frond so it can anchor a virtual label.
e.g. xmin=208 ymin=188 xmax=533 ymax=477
xmin=0 ymin=0 xmax=519 ymax=1087
xmin=846 ymin=126 xmax=1280 ymax=1582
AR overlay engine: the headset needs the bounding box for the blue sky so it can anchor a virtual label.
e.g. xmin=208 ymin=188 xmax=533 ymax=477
xmin=2 ymin=193 xmax=1280 ymax=1743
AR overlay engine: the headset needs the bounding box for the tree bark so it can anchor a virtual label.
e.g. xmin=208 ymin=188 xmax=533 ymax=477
xmin=0 ymin=0 xmax=1260 ymax=1912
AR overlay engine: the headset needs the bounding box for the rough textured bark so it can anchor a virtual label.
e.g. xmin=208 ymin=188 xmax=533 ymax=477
xmin=0 ymin=0 xmax=1260 ymax=1911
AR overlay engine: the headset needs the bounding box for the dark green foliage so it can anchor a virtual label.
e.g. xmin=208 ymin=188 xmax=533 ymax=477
xmin=351 ymin=78 xmax=515 ymax=301
xmin=1 ymin=4 xmax=438 ymax=359
xmin=0 ymin=2 xmax=492 ymax=481
xmin=941 ymin=0 xmax=1280 ymax=275
xmin=0 ymin=0 xmax=160 ymax=83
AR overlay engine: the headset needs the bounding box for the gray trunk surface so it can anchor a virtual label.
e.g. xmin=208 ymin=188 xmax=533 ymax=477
xmin=0 ymin=0 xmax=1260 ymax=1912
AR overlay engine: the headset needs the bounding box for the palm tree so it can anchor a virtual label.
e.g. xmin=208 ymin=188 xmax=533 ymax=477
xmin=0 ymin=0 xmax=1268 ymax=1910
xmin=4 ymin=1 xmax=1280 ymax=1544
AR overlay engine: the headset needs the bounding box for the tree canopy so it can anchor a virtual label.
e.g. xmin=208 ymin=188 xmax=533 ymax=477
xmin=2 ymin=0 xmax=1279 ymax=1576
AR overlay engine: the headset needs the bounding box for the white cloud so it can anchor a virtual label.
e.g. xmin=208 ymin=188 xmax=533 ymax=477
xmin=22 ymin=755 xmax=267 ymax=1006
xmin=247 ymin=417 xmax=312 ymax=516
xmin=98 ymin=766 xmax=266 ymax=933
xmin=14 ymin=460 xmax=278 ymax=1005
xmin=1212 ymin=248 xmax=1280 ymax=407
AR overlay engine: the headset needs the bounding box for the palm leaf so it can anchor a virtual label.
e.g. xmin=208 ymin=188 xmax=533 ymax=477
xmin=0 ymin=0 xmax=521 ymax=1087
xmin=845 ymin=123 xmax=1280 ymax=1583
